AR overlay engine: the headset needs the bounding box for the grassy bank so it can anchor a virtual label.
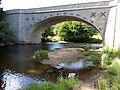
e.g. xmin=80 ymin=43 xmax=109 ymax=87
xmin=24 ymin=77 xmax=80 ymax=90
xmin=98 ymin=47 xmax=120 ymax=90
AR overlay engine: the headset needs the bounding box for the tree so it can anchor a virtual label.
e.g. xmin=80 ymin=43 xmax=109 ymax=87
xmin=0 ymin=8 xmax=15 ymax=44
xmin=41 ymin=26 xmax=55 ymax=41
xmin=53 ymin=21 xmax=97 ymax=42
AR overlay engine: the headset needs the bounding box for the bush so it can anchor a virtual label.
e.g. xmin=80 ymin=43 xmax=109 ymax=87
xmin=107 ymin=62 xmax=120 ymax=75
xmin=86 ymin=54 xmax=101 ymax=64
xmin=103 ymin=47 xmax=118 ymax=59
xmin=34 ymin=50 xmax=48 ymax=62
xmin=101 ymin=54 xmax=112 ymax=68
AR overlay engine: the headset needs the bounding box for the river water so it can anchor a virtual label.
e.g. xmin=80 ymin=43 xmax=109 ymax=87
xmin=0 ymin=42 xmax=101 ymax=90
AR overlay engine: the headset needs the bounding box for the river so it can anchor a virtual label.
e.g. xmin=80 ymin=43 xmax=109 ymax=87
xmin=0 ymin=42 xmax=102 ymax=90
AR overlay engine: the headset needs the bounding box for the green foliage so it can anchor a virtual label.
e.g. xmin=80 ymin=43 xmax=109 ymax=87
xmin=58 ymin=77 xmax=80 ymax=89
xmin=96 ymin=47 xmax=120 ymax=90
xmin=107 ymin=62 xmax=120 ymax=75
xmin=41 ymin=21 xmax=101 ymax=43
xmin=0 ymin=8 xmax=5 ymax=21
xmin=82 ymin=46 xmax=90 ymax=56
xmin=103 ymin=47 xmax=118 ymax=58
xmin=100 ymin=75 xmax=120 ymax=90
xmin=111 ymin=76 xmax=120 ymax=90
xmin=82 ymin=47 xmax=101 ymax=64
xmin=0 ymin=9 xmax=15 ymax=44
xmin=98 ymin=77 xmax=110 ymax=90
xmin=24 ymin=77 xmax=80 ymax=90
xmin=86 ymin=54 xmax=101 ymax=64
xmin=41 ymin=26 xmax=55 ymax=42
xmin=0 ymin=20 xmax=15 ymax=44
xmin=98 ymin=61 xmax=120 ymax=90
xmin=87 ymin=38 xmax=102 ymax=44
xmin=101 ymin=47 xmax=120 ymax=68
xmin=34 ymin=50 xmax=48 ymax=62
xmin=54 ymin=21 xmax=98 ymax=43
xmin=101 ymin=54 xmax=112 ymax=68
xmin=84 ymin=46 xmax=90 ymax=52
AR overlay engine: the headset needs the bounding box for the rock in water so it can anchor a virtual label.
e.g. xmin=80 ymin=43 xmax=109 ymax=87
xmin=54 ymin=65 xmax=62 ymax=69
xmin=68 ymin=73 xmax=76 ymax=78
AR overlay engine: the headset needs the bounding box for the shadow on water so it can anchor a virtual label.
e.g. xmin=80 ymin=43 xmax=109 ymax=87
xmin=0 ymin=42 xmax=102 ymax=90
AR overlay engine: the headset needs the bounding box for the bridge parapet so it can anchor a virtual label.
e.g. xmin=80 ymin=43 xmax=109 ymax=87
xmin=6 ymin=0 xmax=115 ymax=14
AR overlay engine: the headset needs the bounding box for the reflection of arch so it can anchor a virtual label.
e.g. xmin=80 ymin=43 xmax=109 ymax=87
xmin=28 ymin=16 xmax=101 ymax=44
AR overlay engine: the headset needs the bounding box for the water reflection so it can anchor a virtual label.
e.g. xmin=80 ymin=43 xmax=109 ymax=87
xmin=56 ymin=59 xmax=93 ymax=70
xmin=0 ymin=42 xmax=102 ymax=90
xmin=1 ymin=69 xmax=43 ymax=90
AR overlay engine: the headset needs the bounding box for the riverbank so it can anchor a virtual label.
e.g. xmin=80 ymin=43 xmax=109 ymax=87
xmin=42 ymin=48 xmax=84 ymax=66
xmin=40 ymin=48 xmax=104 ymax=90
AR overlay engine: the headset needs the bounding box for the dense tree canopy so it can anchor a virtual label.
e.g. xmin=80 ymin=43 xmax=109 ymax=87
xmin=0 ymin=9 xmax=15 ymax=44
xmin=41 ymin=21 xmax=102 ymax=43
xmin=54 ymin=21 xmax=97 ymax=42
xmin=41 ymin=26 xmax=55 ymax=42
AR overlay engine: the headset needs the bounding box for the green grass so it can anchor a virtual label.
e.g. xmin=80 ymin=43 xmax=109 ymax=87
xmin=102 ymin=47 xmax=119 ymax=58
xmin=82 ymin=47 xmax=101 ymax=64
xmin=98 ymin=77 xmax=110 ymax=90
xmin=24 ymin=77 xmax=80 ymax=90
xmin=101 ymin=47 xmax=120 ymax=68
xmin=98 ymin=47 xmax=120 ymax=90
xmin=92 ymin=33 xmax=102 ymax=40
xmin=107 ymin=62 xmax=120 ymax=75
xmin=111 ymin=76 xmax=120 ymax=90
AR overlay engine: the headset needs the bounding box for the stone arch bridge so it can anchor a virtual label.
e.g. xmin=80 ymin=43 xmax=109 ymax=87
xmin=6 ymin=0 xmax=120 ymax=48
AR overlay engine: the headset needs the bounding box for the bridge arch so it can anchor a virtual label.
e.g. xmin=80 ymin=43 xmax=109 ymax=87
xmin=6 ymin=0 xmax=120 ymax=48
xmin=28 ymin=16 xmax=102 ymax=44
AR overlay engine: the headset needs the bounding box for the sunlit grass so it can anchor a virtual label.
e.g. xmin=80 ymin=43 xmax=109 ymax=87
xmin=24 ymin=77 xmax=80 ymax=90
xmin=92 ymin=33 xmax=102 ymax=40
xmin=98 ymin=47 xmax=120 ymax=90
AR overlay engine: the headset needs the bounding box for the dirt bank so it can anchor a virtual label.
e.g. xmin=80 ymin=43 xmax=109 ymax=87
xmin=42 ymin=48 xmax=84 ymax=66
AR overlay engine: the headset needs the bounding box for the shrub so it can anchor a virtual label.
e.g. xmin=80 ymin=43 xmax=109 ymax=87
xmin=103 ymin=47 xmax=118 ymax=58
xmin=84 ymin=46 xmax=90 ymax=52
xmin=86 ymin=54 xmax=101 ymax=64
xmin=101 ymin=54 xmax=112 ymax=68
xmin=107 ymin=62 xmax=120 ymax=75
xmin=34 ymin=50 xmax=48 ymax=62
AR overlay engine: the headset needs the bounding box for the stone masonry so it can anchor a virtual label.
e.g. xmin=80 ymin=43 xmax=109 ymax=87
xmin=5 ymin=0 xmax=120 ymax=49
